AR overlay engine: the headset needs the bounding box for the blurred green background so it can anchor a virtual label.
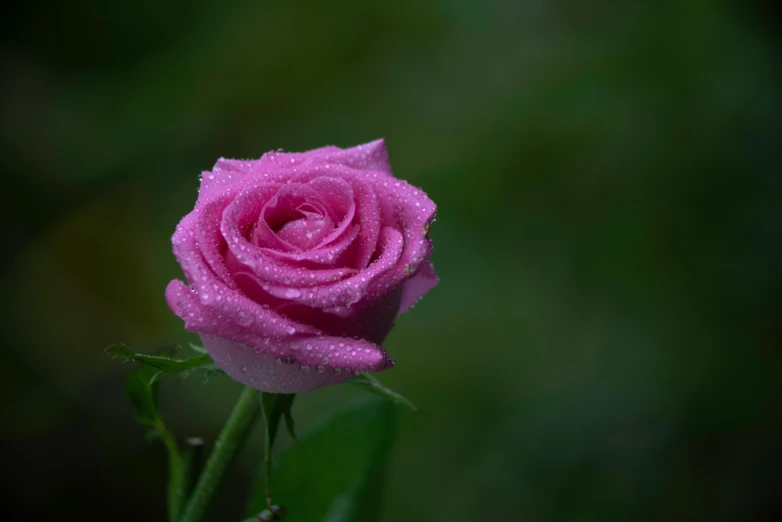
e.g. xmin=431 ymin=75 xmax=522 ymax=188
xmin=2 ymin=0 xmax=781 ymax=521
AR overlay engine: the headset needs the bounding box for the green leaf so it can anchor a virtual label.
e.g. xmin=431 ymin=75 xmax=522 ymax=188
xmin=106 ymin=344 xmax=218 ymax=374
xmin=348 ymin=373 xmax=420 ymax=412
xmin=262 ymin=393 xmax=297 ymax=449
xmin=125 ymin=364 xmax=163 ymax=427
xmin=283 ymin=409 xmax=298 ymax=444
xmin=245 ymin=401 xmax=396 ymax=522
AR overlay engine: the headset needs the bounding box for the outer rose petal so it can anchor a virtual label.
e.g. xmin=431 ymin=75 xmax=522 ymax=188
xmin=399 ymin=261 xmax=439 ymax=313
xmin=260 ymin=139 xmax=392 ymax=175
xmin=197 ymin=140 xmax=391 ymax=204
xmin=317 ymin=139 xmax=392 ymax=174
xmin=278 ymin=285 xmax=403 ymax=343
xmin=165 ymin=280 xmax=317 ymax=340
xmin=200 ymin=334 xmax=393 ymax=394
xmin=201 ymin=335 xmax=350 ymax=392
xmin=166 ymin=279 xmax=395 ymax=393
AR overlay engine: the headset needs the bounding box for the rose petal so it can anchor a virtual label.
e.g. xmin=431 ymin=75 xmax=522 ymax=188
xmin=254 ymin=183 xmax=336 ymax=252
xmin=200 ymin=334 xmax=393 ymax=393
xmin=225 ymin=251 xmax=356 ymax=288
xmin=197 ymin=140 xmax=391 ymax=207
xmin=200 ymin=335 xmax=354 ymax=393
xmin=201 ymin=334 xmax=352 ymax=393
xmin=336 ymin=139 xmax=393 ymax=175
xmin=301 ymin=177 xmax=356 ymax=249
xmin=189 ymin=198 xmax=239 ymax=289
xmin=368 ymin=177 xmax=436 ymax=295
xmin=306 ymin=177 xmax=355 ymax=224
xmin=258 ymin=139 xmax=392 ymax=175
xmin=399 ymin=261 xmax=438 ymax=313
xmin=260 ymin=224 xmax=360 ymax=268
xmin=165 ymin=279 xmax=315 ymax=342
xmin=197 ymin=160 xmax=280 ymax=205
xmin=222 ymin=177 xmax=359 ymax=272
xmin=262 ymin=227 xmax=404 ymax=315
xmin=169 ymin=219 xmax=319 ymax=339
xmin=349 ymin=176 xmax=381 ymax=268
xmin=274 ymin=212 xmax=333 ymax=250
xmin=277 ymin=285 xmax=403 ymax=343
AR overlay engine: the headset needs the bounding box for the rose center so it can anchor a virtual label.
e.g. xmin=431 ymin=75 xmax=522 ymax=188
xmin=254 ymin=182 xmax=351 ymax=252
xmin=261 ymin=201 xmax=332 ymax=250
xmin=274 ymin=210 xmax=333 ymax=250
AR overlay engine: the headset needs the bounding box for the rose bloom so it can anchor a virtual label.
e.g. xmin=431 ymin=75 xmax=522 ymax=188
xmin=166 ymin=140 xmax=437 ymax=393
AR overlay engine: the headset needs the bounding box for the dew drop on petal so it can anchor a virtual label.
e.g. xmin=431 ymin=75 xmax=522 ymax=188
xmin=284 ymin=288 xmax=301 ymax=298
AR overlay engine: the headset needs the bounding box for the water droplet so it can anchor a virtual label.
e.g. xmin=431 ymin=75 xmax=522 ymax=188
xmin=300 ymin=365 xmax=310 ymax=374
xmin=284 ymin=288 xmax=301 ymax=298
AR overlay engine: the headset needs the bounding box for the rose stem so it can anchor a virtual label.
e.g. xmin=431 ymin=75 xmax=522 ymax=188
xmin=179 ymin=386 xmax=261 ymax=522
xmin=157 ymin=422 xmax=183 ymax=522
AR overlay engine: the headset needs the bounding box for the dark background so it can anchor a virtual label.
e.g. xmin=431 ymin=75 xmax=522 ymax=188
xmin=2 ymin=1 xmax=781 ymax=521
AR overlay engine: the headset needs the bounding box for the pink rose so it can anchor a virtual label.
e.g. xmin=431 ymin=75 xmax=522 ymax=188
xmin=165 ymin=140 xmax=437 ymax=393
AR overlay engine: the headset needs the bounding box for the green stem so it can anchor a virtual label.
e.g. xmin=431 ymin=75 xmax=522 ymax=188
xmin=179 ymin=387 xmax=261 ymax=522
xmin=180 ymin=437 xmax=205 ymax=506
xmin=158 ymin=424 xmax=184 ymax=522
